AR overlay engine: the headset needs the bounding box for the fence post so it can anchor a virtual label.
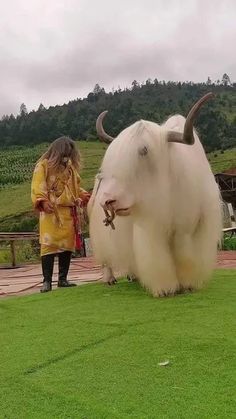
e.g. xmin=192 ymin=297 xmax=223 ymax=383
xmin=10 ymin=241 xmax=16 ymax=267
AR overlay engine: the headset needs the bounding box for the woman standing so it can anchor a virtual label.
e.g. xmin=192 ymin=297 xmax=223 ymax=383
xmin=31 ymin=136 xmax=90 ymax=293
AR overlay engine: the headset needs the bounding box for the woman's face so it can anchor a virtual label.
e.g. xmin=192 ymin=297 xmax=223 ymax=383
xmin=61 ymin=142 xmax=73 ymax=163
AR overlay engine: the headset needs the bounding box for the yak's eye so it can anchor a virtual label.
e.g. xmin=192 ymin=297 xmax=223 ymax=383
xmin=138 ymin=146 xmax=148 ymax=156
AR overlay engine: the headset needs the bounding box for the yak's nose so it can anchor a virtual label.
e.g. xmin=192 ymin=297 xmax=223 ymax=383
xmin=101 ymin=199 xmax=117 ymax=210
xmin=105 ymin=199 xmax=116 ymax=206
xmin=100 ymin=191 xmax=117 ymax=208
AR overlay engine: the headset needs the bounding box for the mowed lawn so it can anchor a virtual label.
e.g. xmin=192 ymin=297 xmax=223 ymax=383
xmin=0 ymin=269 xmax=236 ymax=418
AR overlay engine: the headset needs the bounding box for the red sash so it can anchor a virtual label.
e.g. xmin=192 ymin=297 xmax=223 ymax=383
xmin=71 ymin=206 xmax=82 ymax=250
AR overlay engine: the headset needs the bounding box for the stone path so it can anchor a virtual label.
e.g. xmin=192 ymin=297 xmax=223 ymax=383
xmin=0 ymin=252 xmax=235 ymax=298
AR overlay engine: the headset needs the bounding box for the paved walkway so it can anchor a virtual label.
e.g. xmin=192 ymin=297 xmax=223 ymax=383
xmin=0 ymin=252 xmax=235 ymax=298
xmin=216 ymin=251 xmax=236 ymax=269
xmin=0 ymin=257 xmax=102 ymax=297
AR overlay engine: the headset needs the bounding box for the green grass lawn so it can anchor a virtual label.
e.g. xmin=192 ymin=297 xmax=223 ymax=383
xmin=1 ymin=269 xmax=236 ymax=418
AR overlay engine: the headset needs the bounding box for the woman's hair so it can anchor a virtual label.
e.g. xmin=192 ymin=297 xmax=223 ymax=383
xmin=38 ymin=136 xmax=80 ymax=170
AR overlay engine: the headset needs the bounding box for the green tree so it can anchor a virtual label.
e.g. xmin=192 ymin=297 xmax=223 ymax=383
xmin=222 ymin=73 xmax=231 ymax=86
xmin=20 ymin=103 xmax=28 ymax=116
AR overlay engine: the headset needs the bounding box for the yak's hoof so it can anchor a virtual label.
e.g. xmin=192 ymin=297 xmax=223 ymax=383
xmin=107 ymin=277 xmax=117 ymax=286
xmin=157 ymin=289 xmax=176 ymax=298
xmin=176 ymin=286 xmax=194 ymax=295
xmin=127 ymin=275 xmax=137 ymax=282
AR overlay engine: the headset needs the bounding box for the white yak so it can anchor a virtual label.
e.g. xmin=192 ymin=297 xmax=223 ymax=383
xmin=89 ymin=93 xmax=222 ymax=297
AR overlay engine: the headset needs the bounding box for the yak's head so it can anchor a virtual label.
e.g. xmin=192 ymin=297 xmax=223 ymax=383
xmin=95 ymin=93 xmax=213 ymax=218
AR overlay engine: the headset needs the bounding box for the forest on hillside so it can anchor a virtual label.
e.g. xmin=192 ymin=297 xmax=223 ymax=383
xmin=0 ymin=74 xmax=235 ymax=152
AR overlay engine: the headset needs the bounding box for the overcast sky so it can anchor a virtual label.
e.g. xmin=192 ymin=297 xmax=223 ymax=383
xmin=0 ymin=0 xmax=235 ymax=117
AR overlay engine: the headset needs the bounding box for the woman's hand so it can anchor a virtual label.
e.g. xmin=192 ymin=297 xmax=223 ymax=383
xmin=81 ymin=193 xmax=91 ymax=205
xmin=42 ymin=200 xmax=54 ymax=213
xmin=78 ymin=192 xmax=91 ymax=206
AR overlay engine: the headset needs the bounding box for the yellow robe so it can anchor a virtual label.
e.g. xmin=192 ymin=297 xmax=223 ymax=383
xmin=31 ymin=159 xmax=87 ymax=256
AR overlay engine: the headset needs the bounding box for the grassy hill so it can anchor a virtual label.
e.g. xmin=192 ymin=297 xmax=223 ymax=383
xmin=0 ymin=142 xmax=106 ymax=222
xmin=0 ymin=142 xmax=235 ymax=225
xmin=0 ymin=141 xmax=235 ymax=263
xmin=0 ymin=81 xmax=235 ymax=153
xmin=208 ymin=147 xmax=236 ymax=173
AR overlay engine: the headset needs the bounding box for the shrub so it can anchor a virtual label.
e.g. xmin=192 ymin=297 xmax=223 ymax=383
xmin=221 ymin=235 xmax=236 ymax=250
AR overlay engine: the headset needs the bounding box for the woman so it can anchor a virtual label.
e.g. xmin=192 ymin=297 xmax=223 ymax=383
xmin=31 ymin=136 xmax=90 ymax=293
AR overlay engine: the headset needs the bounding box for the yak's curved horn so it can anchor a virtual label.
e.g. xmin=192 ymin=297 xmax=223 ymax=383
xmin=96 ymin=111 xmax=114 ymax=144
xmin=167 ymin=92 xmax=215 ymax=145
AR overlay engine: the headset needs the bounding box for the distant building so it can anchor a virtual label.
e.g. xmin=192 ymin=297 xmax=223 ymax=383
xmin=215 ymin=168 xmax=236 ymax=209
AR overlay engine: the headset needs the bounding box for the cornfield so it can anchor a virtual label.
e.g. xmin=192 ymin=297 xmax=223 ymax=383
xmin=0 ymin=144 xmax=48 ymax=188
xmin=0 ymin=141 xmax=106 ymax=191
